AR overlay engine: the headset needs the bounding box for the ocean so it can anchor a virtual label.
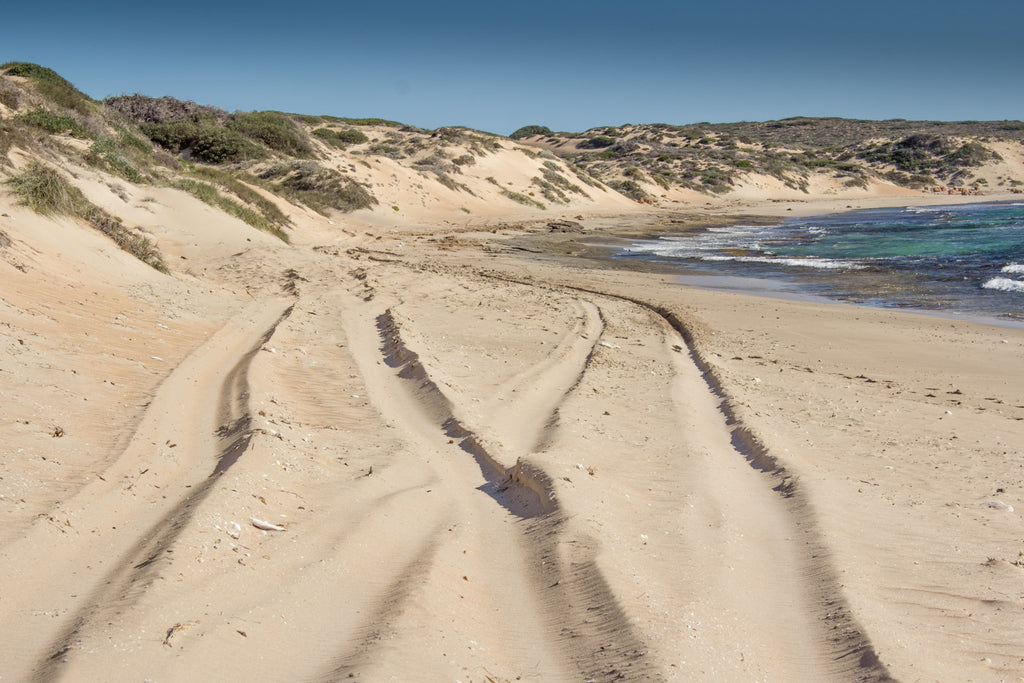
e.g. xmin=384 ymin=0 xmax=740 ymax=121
xmin=618 ymin=201 xmax=1024 ymax=325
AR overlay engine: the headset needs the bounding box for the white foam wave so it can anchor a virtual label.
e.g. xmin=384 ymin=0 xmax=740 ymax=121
xmin=701 ymin=255 xmax=862 ymax=270
xmin=706 ymin=225 xmax=780 ymax=233
xmin=904 ymin=206 xmax=940 ymax=214
xmin=1001 ymin=263 xmax=1024 ymax=275
xmin=983 ymin=277 xmax=1024 ymax=293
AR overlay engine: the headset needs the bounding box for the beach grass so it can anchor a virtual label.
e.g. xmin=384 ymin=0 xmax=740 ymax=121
xmin=5 ymin=161 xmax=166 ymax=270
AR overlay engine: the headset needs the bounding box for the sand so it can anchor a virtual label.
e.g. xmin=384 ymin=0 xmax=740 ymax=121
xmin=2 ymin=168 xmax=1023 ymax=682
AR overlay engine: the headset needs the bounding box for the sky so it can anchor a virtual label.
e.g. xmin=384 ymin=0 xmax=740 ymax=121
xmin=3 ymin=0 xmax=1023 ymax=135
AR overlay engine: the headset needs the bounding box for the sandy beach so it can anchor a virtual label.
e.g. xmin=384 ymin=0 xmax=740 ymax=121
xmin=2 ymin=160 xmax=1024 ymax=683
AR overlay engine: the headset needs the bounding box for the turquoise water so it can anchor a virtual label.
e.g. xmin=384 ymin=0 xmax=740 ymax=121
xmin=619 ymin=202 xmax=1024 ymax=322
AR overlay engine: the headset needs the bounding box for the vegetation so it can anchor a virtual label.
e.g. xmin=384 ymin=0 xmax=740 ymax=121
xmin=188 ymin=166 xmax=288 ymax=220
xmin=172 ymin=178 xmax=288 ymax=242
xmin=5 ymin=162 xmax=165 ymax=270
xmin=517 ymin=116 xmax=1021 ymax=197
xmin=86 ymin=137 xmax=146 ymax=183
xmin=139 ymin=120 xmax=265 ymax=164
xmin=858 ymin=135 xmax=1001 ymax=181
xmin=500 ymin=188 xmax=545 ymax=209
xmin=104 ymin=94 xmax=226 ymax=124
xmin=254 ymin=161 xmax=377 ymax=215
xmin=321 ymin=116 xmax=406 ymax=128
xmin=510 ymin=125 xmax=553 ymax=140
xmin=0 ymin=86 xmax=19 ymax=110
xmin=312 ymin=127 xmax=369 ymax=148
xmin=608 ymin=179 xmax=650 ymax=201
xmin=17 ymin=109 xmax=91 ymax=137
xmin=577 ymin=135 xmax=616 ymax=149
xmin=2 ymin=62 xmax=94 ymax=115
xmin=226 ymin=111 xmax=312 ymax=157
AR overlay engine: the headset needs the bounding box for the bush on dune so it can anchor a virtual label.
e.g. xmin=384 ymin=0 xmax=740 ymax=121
xmin=226 ymin=111 xmax=313 ymax=157
xmin=312 ymin=127 xmax=369 ymax=148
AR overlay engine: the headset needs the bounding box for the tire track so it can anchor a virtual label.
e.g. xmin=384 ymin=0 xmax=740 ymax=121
xmin=342 ymin=299 xmax=659 ymax=681
xmin=472 ymin=269 xmax=894 ymax=681
xmin=318 ymin=524 xmax=447 ymax=680
xmin=480 ymin=299 xmax=604 ymax=459
xmin=28 ymin=303 xmax=293 ymax=681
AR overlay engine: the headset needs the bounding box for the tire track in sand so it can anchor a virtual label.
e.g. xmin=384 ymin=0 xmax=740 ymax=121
xmin=15 ymin=301 xmax=293 ymax=681
xmin=490 ymin=272 xmax=894 ymax=682
xmin=329 ymin=294 xmax=659 ymax=681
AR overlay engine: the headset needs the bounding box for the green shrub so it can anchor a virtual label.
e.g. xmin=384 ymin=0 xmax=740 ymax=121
xmin=139 ymin=120 xmax=198 ymax=152
xmin=86 ymin=137 xmax=145 ymax=183
xmin=609 ymin=179 xmax=649 ymax=201
xmin=946 ymin=141 xmax=999 ymax=167
xmin=227 ymin=111 xmax=312 ymax=157
xmin=117 ymin=130 xmax=151 ymax=153
xmin=5 ymin=162 xmax=165 ymax=270
xmin=140 ymin=121 xmax=265 ymax=164
xmin=509 ymin=125 xmax=553 ymax=140
xmin=312 ymin=127 xmax=369 ymax=148
xmin=192 ymin=126 xmax=266 ymax=163
xmin=578 ymin=135 xmax=615 ymax=149
xmin=17 ymin=109 xmax=91 ymax=137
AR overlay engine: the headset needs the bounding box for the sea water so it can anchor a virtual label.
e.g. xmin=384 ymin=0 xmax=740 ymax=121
xmin=619 ymin=202 xmax=1024 ymax=323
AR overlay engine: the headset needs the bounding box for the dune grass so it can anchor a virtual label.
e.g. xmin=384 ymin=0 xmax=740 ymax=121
xmin=171 ymin=178 xmax=289 ymax=242
xmin=253 ymin=161 xmax=377 ymax=215
xmin=187 ymin=165 xmax=291 ymax=227
xmin=5 ymin=162 xmax=166 ymax=271
xmin=1 ymin=62 xmax=94 ymax=115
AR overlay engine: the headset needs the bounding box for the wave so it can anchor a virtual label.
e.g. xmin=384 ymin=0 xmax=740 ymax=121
xmin=1001 ymin=263 xmax=1024 ymax=275
xmin=706 ymin=224 xmax=781 ymax=233
xmin=701 ymin=255 xmax=863 ymax=270
xmin=982 ymin=277 xmax=1024 ymax=293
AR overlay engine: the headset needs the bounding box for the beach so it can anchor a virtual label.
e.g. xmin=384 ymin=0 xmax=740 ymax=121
xmin=2 ymin=184 xmax=1023 ymax=682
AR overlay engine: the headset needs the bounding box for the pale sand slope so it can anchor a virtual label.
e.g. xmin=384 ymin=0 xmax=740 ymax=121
xmin=1 ymin=181 xmax=1022 ymax=681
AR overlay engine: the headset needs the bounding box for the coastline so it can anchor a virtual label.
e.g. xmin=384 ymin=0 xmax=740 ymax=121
xmin=436 ymin=228 xmax=1024 ymax=680
xmin=506 ymin=194 xmax=1024 ymax=329
xmin=2 ymin=185 xmax=1023 ymax=681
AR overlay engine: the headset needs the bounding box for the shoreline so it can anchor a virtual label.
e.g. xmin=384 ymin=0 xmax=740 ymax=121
xmin=500 ymin=195 xmax=1024 ymax=330
xmin=431 ymin=232 xmax=1024 ymax=679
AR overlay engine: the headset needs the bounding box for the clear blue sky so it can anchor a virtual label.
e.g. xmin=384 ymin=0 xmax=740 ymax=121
xmin=3 ymin=0 xmax=1022 ymax=135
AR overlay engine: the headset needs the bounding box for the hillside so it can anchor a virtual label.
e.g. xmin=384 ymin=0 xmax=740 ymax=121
xmin=513 ymin=119 xmax=1024 ymax=201
xmin=2 ymin=63 xmax=1024 ymax=275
